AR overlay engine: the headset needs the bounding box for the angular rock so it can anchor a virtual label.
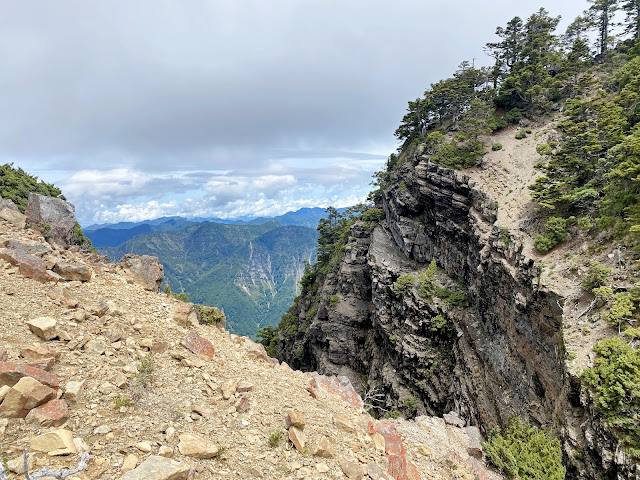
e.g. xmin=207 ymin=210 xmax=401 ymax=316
xmin=158 ymin=446 xmax=173 ymax=457
xmin=151 ymin=341 xmax=170 ymax=353
xmin=338 ymin=455 xmax=367 ymax=480
xmin=0 ymin=387 xmax=28 ymax=418
xmin=367 ymin=462 xmax=393 ymax=480
xmin=0 ymin=362 xmax=59 ymax=388
xmin=122 ymin=453 xmax=139 ymax=473
xmin=332 ymin=415 xmax=356 ymax=433
xmin=25 ymin=317 xmax=58 ymax=341
xmin=171 ymin=302 xmax=198 ymax=327
xmin=136 ymin=441 xmax=153 ymax=453
xmin=443 ymin=411 xmax=465 ymax=428
xmin=288 ymin=426 xmax=306 ymax=452
xmin=0 ymin=197 xmax=18 ymax=211
xmin=120 ymin=456 xmax=190 ymax=480
xmin=53 ymin=262 xmax=92 ymax=282
xmin=5 ymin=239 xmax=52 ymax=256
xmin=20 ymin=343 xmax=58 ymax=362
xmin=30 ymin=428 xmax=77 ymax=455
xmin=0 ymin=207 xmax=26 ymax=229
xmin=64 ymin=380 xmax=85 ymax=403
xmin=306 ymin=373 xmax=364 ymax=409
xmin=236 ymin=380 xmax=254 ymax=393
xmin=284 ymin=410 xmax=306 ymax=429
xmin=177 ymin=433 xmax=218 ymax=458
xmin=372 ymin=432 xmax=386 ymax=454
xmin=181 ymin=330 xmax=215 ymax=360
xmin=25 ymin=193 xmax=77 ymax=248
xmin=25 ymin=399 xmax=69 ymax=427
xmin=0 ymin=248 xmax=56 ymax=282
xmin=220 ymin=378 xmax=239 ymax=399
xmin=12 ymin=376 xmax=57 ymax=409
xmin=7 ymin=454 xmax=34 ymax=475
xmin=311 ymin=437 xmax=334 ymax=458
xmin=236 ymin=395 xmax=250 ymax=413
xmin=118 ymin=254 xmax=164 ymax=292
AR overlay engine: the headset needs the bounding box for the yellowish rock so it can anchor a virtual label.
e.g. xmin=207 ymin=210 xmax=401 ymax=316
xmin=30 ymin=429 xmax=77 ymax=456
xmin=288 ymin=426 xmax=306 ymax=452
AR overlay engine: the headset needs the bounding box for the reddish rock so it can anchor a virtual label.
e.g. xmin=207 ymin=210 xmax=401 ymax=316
xmin=13 ymin=376 xmax=57 ymax=409
xmin=0 ymin=248 xmax=56 ymax=282
xmin=236 ymin=395 xmax=250 ymax=413
xmin=0 ymin=362 xmax=59 ymax=389
xmin=373 ymin=422 xmax=421 ymax=480
xmin=26 ymin=399 xmax=69 ymax=427
xmin=0 ymin=349 xmax=6 ymax=362
xmin=181 ymin=330 xmax=215 ymax=360
xmin=53 ymin=262 xmax=92 ymax=282
xmin=306 ymin=373 xmax=364 ymax=410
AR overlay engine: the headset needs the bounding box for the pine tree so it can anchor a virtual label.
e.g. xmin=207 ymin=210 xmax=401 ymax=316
xmin=586 ymin=0 xmax=619 ymax=56
xmin=622 ymin=0 xmax=640 ymax=39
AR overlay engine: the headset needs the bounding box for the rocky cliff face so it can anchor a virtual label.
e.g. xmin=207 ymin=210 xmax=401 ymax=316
xmin=278 ymin=149 xmax=639 ymax=479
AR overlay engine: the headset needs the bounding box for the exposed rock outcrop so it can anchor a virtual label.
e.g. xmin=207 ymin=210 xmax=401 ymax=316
xmin=25 ymin=193 xmax=78 ymax=248
xmin=118 ymin=253 xmax=164 ymax=291
xmin=278 ymin=153 xmax=638 ymax=479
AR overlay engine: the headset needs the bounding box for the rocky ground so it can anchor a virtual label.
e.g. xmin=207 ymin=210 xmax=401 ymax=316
xmin=0 ymin=211 xmax=504 ymax=480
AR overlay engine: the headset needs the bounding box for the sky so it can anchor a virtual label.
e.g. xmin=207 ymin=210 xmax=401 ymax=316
xmin=0 ymin=0 xmax=588 ymax=225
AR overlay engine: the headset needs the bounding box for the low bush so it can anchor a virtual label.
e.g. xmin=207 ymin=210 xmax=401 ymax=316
xmin=392 ymin=273 xmax=415 ymax=297
xmin=581 ymin=262 xmax=611 ymax=292
xmin=582 ymin=338 xmax=640 ymax=458
xmin=483 ymin=417 xmax=565 ymax=480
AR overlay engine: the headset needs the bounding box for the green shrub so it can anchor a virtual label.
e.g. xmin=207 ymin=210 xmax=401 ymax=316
xmin=515 ymin=130 xmax=527 ymax=139
xmin=492 ymin=143 xmax=503 ymax=151
xmin=606 ymin=293 xmax=635 ymax=329
xmin=430 ymin=314 xmax=447 ymax=331
xmin=505 ymin=108 xmax=522 ymax=124
xmin=534 ymin=217 xmax=568 ymax=254
xmin=581 ymin=262 xmax=611 ymax=292
xmin=196 ymin=304 xmax=225 ymax=325
xmin=536 ymin=143 xmax=553 ymax=156
xmin=362 ymin=208 xmax=385 ymax=231
xmin=268 ymin=431 xmax=283 ymax=448
xmin=525 ymin=128 xmax=532 ymax=134
xmin=577 ymin=217 xmax=594 ymax=230
xmin=256 ymin=325 xmax=279 ymax=358
xmin=418 ymin=259 xmax=437 ymax=298
xmin=403 ymin=396 xmax=418 ymax=419
xmin=385 ymin=410 xmax=401 ymax=419
xmin=114 ymin=394 xmax=131 ymax=410
xmin=329 ymin=295 xmax=339 ymax=306
xmin=392 ymin=273 xmax=415 ymax=297
xmin=592 ymin=285 xmax=613 ymax=299
xmin=482 ymin=417 xmax=566 ymax=480
xmin=582 ymin=338 xmax=640 ymax=458
xmin=70 ymin=223 xmax=97 ymax=253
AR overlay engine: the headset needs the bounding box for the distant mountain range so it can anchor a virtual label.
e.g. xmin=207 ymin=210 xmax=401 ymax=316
xmin=84 ymin=207 xmax=343 ymax=247
xmin=92 ymin=208 xmax=329 ymax=336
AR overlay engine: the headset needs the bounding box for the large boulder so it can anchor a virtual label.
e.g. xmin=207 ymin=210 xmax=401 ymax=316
xmin=118 ymin=254 xmax=164 ymax=291
xmin=25 ymin=193 xmax=77 ymax=248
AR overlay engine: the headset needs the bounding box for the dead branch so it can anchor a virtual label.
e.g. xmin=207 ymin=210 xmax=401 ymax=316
xmin=23 ymin=450 xmax=90 ymax=480
xmin=577 ymin=296 xmax=600 ymax=319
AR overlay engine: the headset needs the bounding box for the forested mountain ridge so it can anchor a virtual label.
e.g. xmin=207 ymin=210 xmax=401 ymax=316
xmin=271 ymin=2 xmax=640 ymax=479
xmin=100 ymin=221 xmax=318 ymax=336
